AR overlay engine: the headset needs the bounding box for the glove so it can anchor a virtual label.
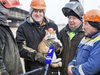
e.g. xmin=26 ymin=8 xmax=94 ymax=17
xmin=44 ymin=39 xmax=61 ymax=52
xmin=51 ymin=42 xmax=61 ymax=51
xmin=51 ymin=42 xmax=63 ymax=55
xmin=55 ymin=46 xmax=63 ymax=55
xmin=35 ymin=52 xmax=45 ymax=63
xmin=27 ymin=50 xmax=38 ymax=61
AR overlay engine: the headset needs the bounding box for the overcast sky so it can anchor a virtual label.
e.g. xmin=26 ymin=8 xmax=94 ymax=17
xmin=19 ymin=0 xmax=100 ymax=24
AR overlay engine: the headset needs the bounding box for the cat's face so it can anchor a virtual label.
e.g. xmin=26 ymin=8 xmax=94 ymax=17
xmin=45 ymin=30 xmax=57 ymax=40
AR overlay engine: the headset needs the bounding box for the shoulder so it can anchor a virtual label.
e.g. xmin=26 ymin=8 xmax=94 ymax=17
xmin=45 ymin=17 xmax=58 ymax=29
xmin=48 ymin=22 xmax=58 ymax=31
xmin=48 ymin=21 xmax=57 ymax=26
xmin=19 ymin=22 xmax=29 ymax=28
xmin=18 ymin=21 xmax=33 ymax=31
xmin=60 ymin=26 xmax=67 ymax=34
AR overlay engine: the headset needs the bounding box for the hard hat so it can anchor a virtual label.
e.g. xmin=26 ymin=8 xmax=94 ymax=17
xmin=83 ymin=9 xmax=100 ymax=22
xmin=62 ymin=1 xmax=84 ymax=18
xmin=30 ymin=0 xmax=46 ymax=9
xmin=48 ymin=28 xmax=54 ymax=33
xmin=0 ymin=0 xmax=21 ymax=8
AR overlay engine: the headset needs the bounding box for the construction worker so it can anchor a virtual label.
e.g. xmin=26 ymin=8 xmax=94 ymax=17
xmin=0 ymin=0 xmax=23 ymax=75
xmin=68 ymin=9 xmax=100 ymax=75
xmin=16 ymin=0 xmax=60 ymax=75
xmin=59 ymin=0 xmax=84 ymax=75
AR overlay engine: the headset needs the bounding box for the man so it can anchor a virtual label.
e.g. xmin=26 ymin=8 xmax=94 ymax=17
xmin=16 ymin=0 xmax=60 ymax=75
xmin=59 ymin=0 xmax=84 ymax=75
xmin=0 ymin=0 xmax=23 ymax=75
xmin=68 ymin=9 xmax=100 ymax=75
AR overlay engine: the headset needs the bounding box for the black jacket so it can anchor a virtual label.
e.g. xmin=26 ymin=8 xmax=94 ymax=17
xmin=0 ymin=25 xmax=23 ymax=75
xmin=16 ymin=17 xmax=59 ymax=75
xmin=59 ymin=24 xmax=84 ymax=75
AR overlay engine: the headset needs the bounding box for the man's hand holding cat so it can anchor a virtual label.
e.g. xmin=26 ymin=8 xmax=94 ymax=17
xmin=35 ymin=52 xmax=45 ymax=63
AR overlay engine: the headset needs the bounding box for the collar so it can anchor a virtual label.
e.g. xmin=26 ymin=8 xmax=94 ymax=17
xmin=69 ymin=26 xmax=81 ymax=34
xmin=85 ymin=30 xmax=100 ymax=39
xmin=64 ymin=23 xmax=84 ymax=33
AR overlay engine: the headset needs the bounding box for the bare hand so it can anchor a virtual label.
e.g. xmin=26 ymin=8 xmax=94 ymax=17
xmin=68 ymin=65 xmax=75 ymax=75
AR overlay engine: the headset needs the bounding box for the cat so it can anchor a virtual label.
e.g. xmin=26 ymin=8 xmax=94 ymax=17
xmin=38 ymin=28 xmax=62 ymax=68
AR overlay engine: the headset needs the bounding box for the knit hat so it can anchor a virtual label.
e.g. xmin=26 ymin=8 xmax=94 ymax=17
xmin=68 ymin=10 xmax=82 ymax=21
xmin=88 ymin=21 xmax=100 ymax=30
xmin=29 ymin=7 xmax=46 ymax=15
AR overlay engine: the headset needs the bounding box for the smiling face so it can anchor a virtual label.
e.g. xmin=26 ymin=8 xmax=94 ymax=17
xmin=32 ymin=9 xmax=44 ymax=24
xmin=82 ymin=21 xmax=98 ymax=36
xmin=68 ymin=15 xmax=82 ymax=28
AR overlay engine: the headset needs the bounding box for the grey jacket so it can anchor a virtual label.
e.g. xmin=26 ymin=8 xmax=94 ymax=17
xmin=0 ymin=25 xmax=23 ymax=75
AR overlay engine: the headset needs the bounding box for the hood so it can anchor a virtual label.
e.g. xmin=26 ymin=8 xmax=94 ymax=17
xmin=0 ymin=3 xmax=9 ymax=26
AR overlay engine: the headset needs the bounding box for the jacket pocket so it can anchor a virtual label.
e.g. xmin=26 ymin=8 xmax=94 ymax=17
xmin=82 ymin=46 xmax=92 ymax=60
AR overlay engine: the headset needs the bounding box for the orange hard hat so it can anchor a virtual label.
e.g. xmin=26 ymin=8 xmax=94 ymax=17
xmin=48 ymin=28 xmax=54 ymax=33
xmin=83 ymin=9 xmax=100 ymax=22
xmin=30 ymin=0 xmax=46 ymax=9
xmin=0 ymin=0 xmax=21 ymax=8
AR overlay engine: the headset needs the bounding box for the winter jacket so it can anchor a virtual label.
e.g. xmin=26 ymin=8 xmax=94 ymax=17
xmin=16 ymin=16 xmax=59 ymax=75
xmin=59 ymin=24 xmax=84 ymax=75
xmin=0 ymin=25 xmax=23 ymax=75
xmin=69 ymin=32 xmax=100 ymax=75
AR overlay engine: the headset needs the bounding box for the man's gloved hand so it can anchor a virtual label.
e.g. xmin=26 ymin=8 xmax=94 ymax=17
xmin=51 ymin=42 xmax=61 ymax=50
xmin=55 ymin=46 xmax=63 ymax=55
xmin=51 ymin=42 xmax=63 ymax=55
xmin=35 ymin=52 xmax=45 ymax=63
xmin=27 ymin=50 xmax=38 ymax=61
